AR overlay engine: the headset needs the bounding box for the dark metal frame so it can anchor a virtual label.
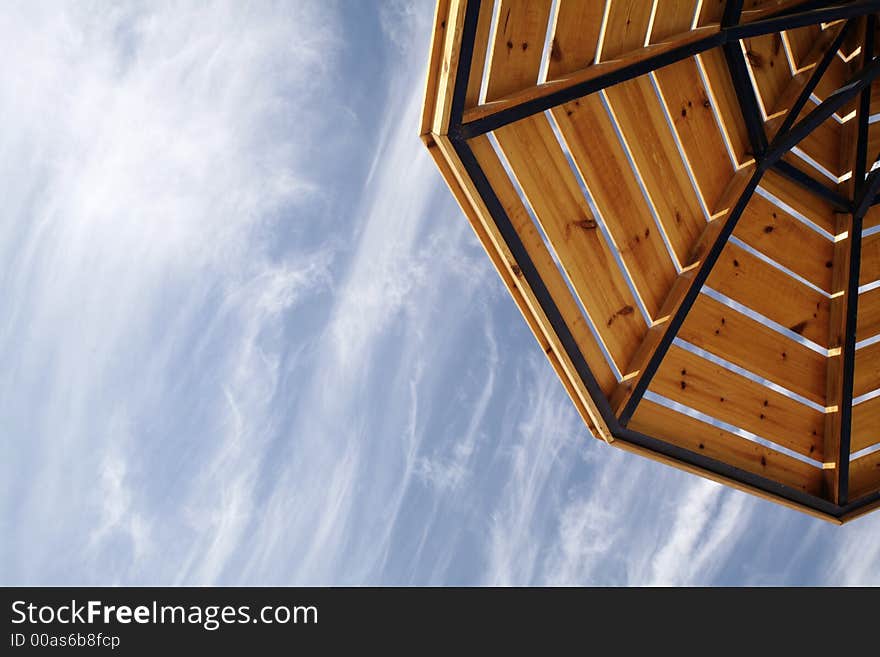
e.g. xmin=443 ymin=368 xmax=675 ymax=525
xmin=443 ymin=0 xmax=880 ymax=520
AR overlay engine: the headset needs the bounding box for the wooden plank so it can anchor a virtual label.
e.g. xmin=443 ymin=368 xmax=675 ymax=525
xmin=849 ymin=449 xmax=880 ymax=501
xmin=551 ymin=94 xmax=678 ymax=319
xmin=743 ymin=32 xmax=793 ymax=119
xmin=742 ymin=0 xmax=808 ymax=23
xmin=650 ymin=344 xmax=824 ymax=459
xmin=758 ymin=170 xmax=837 ymax=236
xmin=545 ymin=0 xmax=605 ymax=79
xmin=493 ymin=114 xmax=648 ymax=367
xmin=468 ymin=134 xmax=618 ymax=395
xmin=783 ymin=25 xmax=823 ymax=73
xmin=463 ymin=25 xmax=719 ymax=124
xmin=706 ymin=241 xmax=831 ymax=348
xmin=854 ymin=341 xmax=880 ymax=398
xmin=796 ymin=116 xmax=844 ymax=179
xmin=698 ymin=48 xmax=754 ymax=166
xmin=679 ymin=293 xmax=827 ymax=405
xmin=600 ymin=0 xmax=654 ymax=61
xmin=464 ymin=0 xmax=496 ymax=108
xmin=852 ymin=396 xmax=880 ymax=452
xmin=696 ymin=0 xmax=723 ymax=27
xmin=428 ymin=0 xmax=470 ymax=135
xmin=485 ymin=0 xmax=553 ymax=102
xmin=734 ymin=191 xmax=834 ymax=292
xmin=865 ymin=206 xmax=880 ymax=231
xmin=604 ymin=76 xmax=706 ymax=266
xmin=631 ymin=399 xmax=823 ymax=493
xmin=861 ymin=232 xmax=880 ymax=286
xmin=858 ymin=286 xmax=880 ymax=340
xmin=654 ymin=57 xmax=736 ymax=213
xmin=421 ymin=0 xmax=454 ymax=136
xmin=650 ymin=1 xmax=698 ymax=44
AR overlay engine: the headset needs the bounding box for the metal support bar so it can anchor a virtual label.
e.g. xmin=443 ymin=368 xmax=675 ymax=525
xmin=766 ymin=57 xmax=880 ymax=163
xmin=835 ymin=16 xmax=875 ymax=507
xmin=774 ymin=20 xmax=855 ymax=139
xmin=617 ymin=169 xmax=764 ymax=426
xmin=723 ymin=42 xmax=768 ymax=156
xmin=458 ymin=0 xmax=880 ymax=137
xmin=722 ymin=1 xmax=768 ymax=156
xmin=722 ymin=0 xmax=744 ymax=27
xmin=771 ymin=160 xmax=852 ymax=211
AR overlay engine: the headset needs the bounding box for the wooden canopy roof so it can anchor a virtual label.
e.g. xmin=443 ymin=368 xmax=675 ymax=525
xmin=420 ymin=0 xmax=880 ymax=523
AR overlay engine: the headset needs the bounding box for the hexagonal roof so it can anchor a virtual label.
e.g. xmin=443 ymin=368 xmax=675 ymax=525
xmin=421 ymin=0 xmax=880 ymax=523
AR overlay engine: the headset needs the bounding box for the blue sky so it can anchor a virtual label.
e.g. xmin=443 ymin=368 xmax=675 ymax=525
xmin=2 ymin=0 xmax=879 ymax=586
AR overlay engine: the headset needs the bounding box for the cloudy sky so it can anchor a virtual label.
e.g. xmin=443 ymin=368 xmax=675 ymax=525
xmin=2 ymin=0 xmax=878 ymax=586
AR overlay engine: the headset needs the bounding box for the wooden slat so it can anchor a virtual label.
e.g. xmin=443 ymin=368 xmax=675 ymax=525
xmin=852 ymin=396 xmax=880 ymax=452
xmin=421 ymin=0 xmax=456 ymax=136
xmin=698 ymin=49 xmax=754 ymax=166
xmin=706 ymin=241 xmax=831 ymax=347
xmin=604 ymin=77 xmax=706 ymax=266
xmin=551 ymin=94 xmax=678 ymax=318
xmin=734 ymin=191 xmax=834 ymax=292
xmin=545 ymin=0 xmax=605 ymax=79
xmin=859 ymin=287 xmax=880 ymax=340
xmin=854 ymin=341 xmax=880 ymax=398
xmin=742 ymin=0 xmax=807 ymax=22
xmin=796 ymin=116 xmax=844 ymax=179
xmin=866 ymin=206 xmax=880 ymax=231
xmin=467 ymin=135 xmax=619 ymax=395
xmin=464 ymin=0 xmax=496 ymax=108
xmin=485 ymin=0 xmax=553 ymax=102
xmin=679 ymin=293 xmax=827 ymax=404
xmin=758 ymin=169 xmax=837 ymax=235
xmin=464 ymin=25 xmax=719 ymax=125
xmin=650 ymin=1 xmax=698 ymax=44
xmin=743 ymin=32 xmax=794 ymax=119
xmin=630 ymin=399 xmax=823 ymax=494
xmin=696 ymin=0 xmax=723 ymax=26
xmin=849 ymin=449 xmax=880 ymax=501
xmin=654 ymin=57 xmax=736 ymax=213
xmin=861 ymin=232 xmax=880 ymax=285
xmin=600 ymin=0 xmax=654 ymax=61
xmin=783 ymin=25 xmax=823 ymax=73
xmin=650 ymin=345 xmax=824 ymax=459
xmin=493 ymin=114 xmax=648 ymax=366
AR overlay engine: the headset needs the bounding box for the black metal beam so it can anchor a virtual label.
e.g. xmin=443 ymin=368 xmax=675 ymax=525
xmin=774 ymin=19 xmax=855 ymax=140
xmin=723 ymin=43 xmax=768 ymax=156
xmin=458 ymin=0 xmax=880 ymax=138
xmin=722 ymin=0 xmax=744 ymax=27
xmin=617 ymin=170 xmax=764 ymax=426
xmin=770 ymin=160 xmax=852 ymax=211
xmin=722 ymin=1 xmax=768 ymax=156
xmin=766 ymin=57 xmax=880 ymax=163
xmin=835 ymin=15 xmax=875 ymax=507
